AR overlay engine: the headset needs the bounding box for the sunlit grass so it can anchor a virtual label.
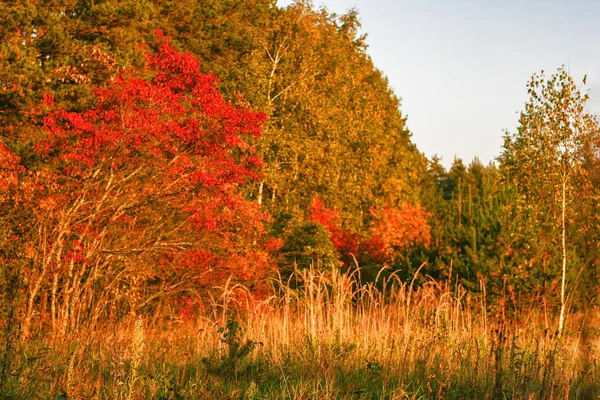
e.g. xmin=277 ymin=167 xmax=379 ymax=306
xmin=2 ymin=266 xmax=598 ymax=399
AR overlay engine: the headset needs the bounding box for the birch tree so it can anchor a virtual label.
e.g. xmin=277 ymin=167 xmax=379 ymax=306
xmin=501 ymin=67 xmax=599 ymax=336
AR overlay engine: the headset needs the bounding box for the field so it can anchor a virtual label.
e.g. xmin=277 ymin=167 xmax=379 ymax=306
xmin=2 ymin=267 xmax=598 ymax=400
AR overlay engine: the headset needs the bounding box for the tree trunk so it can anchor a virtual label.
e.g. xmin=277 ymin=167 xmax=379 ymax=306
xmin=558 ymin=174 xmax=567 ymax=336
xmin=257 ymin=181 xmax=264 ymax=205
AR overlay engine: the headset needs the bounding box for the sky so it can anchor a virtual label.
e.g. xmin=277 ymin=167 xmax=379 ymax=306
xmin=277 ymin=0 xmax=600 ymax=168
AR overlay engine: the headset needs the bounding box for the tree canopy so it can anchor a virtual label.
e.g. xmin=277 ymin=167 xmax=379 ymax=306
xmin=2 ymin=0 xmax=600 ymax=335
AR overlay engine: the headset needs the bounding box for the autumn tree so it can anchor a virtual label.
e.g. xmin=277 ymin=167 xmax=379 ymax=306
xmin=158 ymin=1 xmax=430 ymax=275
xmin=300 ymin=197 xmax=430 ymax=281
xmin=0 ymin=0 xmax=157 ymax=145
xmin=1 ymin=34 xmax=275 ymax=336
xmin=2 ymin=0 xmax=430 ymax=278
xmin=154 ymin=0 xmax=276 ymax=104
xmin=240 ymin=2 xmax=429 ymax=277
xmin=254 ymin=2 xmax=426 ymax=228
xmin=501 ymin=67 xmax=599 ymax=335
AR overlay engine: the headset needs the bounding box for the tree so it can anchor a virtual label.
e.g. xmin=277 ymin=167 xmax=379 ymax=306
xmin=1 ymin=34 xmax=275 ymax=336
xmin=2 ymin=0 xmax=429 ymax=278
xmin=154 ymin=0 xmax=276 ymax=104
xmin=0 ymin=0 xmax=156 ymax=144
xmin=247 ymin=2 xmax=427 ymax=268
xmin=361 ymin=203 xmax=431 ymax=266
xmin=420 ymin=158 xmax=525 ymax=293
xmin=302 ymin=196 xmax=430 ymax=280
xmin=501 ymin=67 xmax=599 ymax=335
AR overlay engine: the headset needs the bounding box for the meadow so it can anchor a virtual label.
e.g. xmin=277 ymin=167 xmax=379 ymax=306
xmin=2 ymin=266 xmax=597 ymax=400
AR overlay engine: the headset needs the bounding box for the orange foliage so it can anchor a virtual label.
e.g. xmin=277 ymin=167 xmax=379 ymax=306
xmin=362 ymin=204 xmax=431 ymax=264
xmin=308 ymin=197 xmax=431 ymax=265
xmin=308 ymin=197 xmax=359 ymax=257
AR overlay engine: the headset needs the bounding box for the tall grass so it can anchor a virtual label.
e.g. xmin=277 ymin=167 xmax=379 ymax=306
xmin=2 ymin=266 xmax=598 ymax=399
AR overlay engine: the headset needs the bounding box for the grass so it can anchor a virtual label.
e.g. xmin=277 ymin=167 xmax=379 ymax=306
xmin=1 ymin=266 xmax=598 ymax=399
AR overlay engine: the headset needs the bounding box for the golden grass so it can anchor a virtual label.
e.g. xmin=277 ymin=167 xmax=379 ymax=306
xmin=3 ymin=266 xmax=599 ymax=399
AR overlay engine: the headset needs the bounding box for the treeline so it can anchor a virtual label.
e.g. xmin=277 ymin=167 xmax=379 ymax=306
xmin=1 ymin=0 xmax=599 ymax=334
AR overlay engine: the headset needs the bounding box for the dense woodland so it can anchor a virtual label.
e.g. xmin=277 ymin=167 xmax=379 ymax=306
xmin=2 ymin=0 xmax=600 ymax=332
xmin=1 ymin=1 xmax=600 ymax=397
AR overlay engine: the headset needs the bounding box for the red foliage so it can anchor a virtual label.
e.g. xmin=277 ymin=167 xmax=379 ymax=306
xmin=308 ymin=197 xmax=359 ymax=257
xmin=362 ymin=204 xmax=431 ymax=264
xmin=21 ymin=34 xmax=276 ymax=304
xmin=0 ymin=143 xmax=23 ymax=196
xmin=308 ymin=197 xmax=431 ymax=265
xmin=172 ymin=296 xmax=199 ymax=322
xmin=308 ymin=197 xmax=339 ymax=229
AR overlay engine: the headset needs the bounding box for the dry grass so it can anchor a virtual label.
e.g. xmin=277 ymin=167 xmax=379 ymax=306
xmin=2 ymin=266 xmax=599 ymax=399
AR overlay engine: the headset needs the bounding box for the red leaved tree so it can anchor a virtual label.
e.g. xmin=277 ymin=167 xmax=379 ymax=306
xmin=308 ymin=197 xmax=430 ymax=267
xmin=361 ymin=204 xmax=431 ymax=264
xmin=3 ymin=33 xmax=275 ymax=336
xmin=307 ymin=197 xmax=359 ymax=258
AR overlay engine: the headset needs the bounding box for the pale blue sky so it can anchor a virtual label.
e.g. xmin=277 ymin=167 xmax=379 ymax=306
xmin=277 ymin=0 xmax=600 ymax=167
